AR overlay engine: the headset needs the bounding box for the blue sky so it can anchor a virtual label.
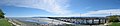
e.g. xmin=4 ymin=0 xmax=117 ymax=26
xmin=0 ymin=0 xmax=120 ymax=17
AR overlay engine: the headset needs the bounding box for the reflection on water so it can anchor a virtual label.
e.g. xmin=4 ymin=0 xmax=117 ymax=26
xmin=7 ymin=17 xmax=106 ymax=26
xmin=8 ymin=17 xmax=73 ymax=25
xmin=9 ymin=18 xmax=52 ymax=24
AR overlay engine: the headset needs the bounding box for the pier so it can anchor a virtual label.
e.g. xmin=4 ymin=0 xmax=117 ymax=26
xmin=48 ymin=17 xmax=108 ymax=25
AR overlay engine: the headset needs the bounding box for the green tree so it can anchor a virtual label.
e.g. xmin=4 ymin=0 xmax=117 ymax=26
xmin=0 ymin=9 xmax=5 ymax=18
xmin=107 ymin=15 xmax=120 ymax=22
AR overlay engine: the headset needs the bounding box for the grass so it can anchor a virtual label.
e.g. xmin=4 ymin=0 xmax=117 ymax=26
xmin=109 ymin=22 xmax=120 ymax=26
xmin=0 ymin=18 xmax=12 ymax=26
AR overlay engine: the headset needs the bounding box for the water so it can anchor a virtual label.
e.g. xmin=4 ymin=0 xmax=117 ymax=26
xmin=7 ymin=17 xmax=106 ymax=26
xmin=8 ymin=17 xmax=72 ymax=25
xmin=8 ymin=17 xmax=51 ymax=24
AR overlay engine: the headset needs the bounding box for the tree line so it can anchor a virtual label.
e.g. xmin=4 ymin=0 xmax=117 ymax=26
xmin=0 ymin=9 xmax=5 ymax=18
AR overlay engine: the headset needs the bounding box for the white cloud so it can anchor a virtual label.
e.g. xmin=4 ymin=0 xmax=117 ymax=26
xmin=1 ymin=0 xmax=120 ymax=17
xmin=0 ymin=0 xmax=71 ymax=15
xmin=80 ymin=9 xmax=120 ymax=17
xmin=26 ymin=9 xmax=120 ymax=17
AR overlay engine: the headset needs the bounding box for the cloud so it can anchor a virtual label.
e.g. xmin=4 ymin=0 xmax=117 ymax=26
xmin=0 ymin=0 xmax=71 ymax=15
xmin=31 ymin=9 xmax=120 ymax=17
xmin=1 ymin=0 xmax=120 ymax=17
xmin=80 ymin=9 xmax=120 ymax=17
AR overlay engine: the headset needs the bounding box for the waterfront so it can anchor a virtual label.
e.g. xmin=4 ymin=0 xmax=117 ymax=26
xmin=7 ymin=17 xmax=107 ymax=26
xmin=8 ymin=17 xmax=73 ymax=26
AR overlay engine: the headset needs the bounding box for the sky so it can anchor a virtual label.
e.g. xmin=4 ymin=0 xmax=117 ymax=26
xmin=0 ymin=0 xmax=120 ymax=17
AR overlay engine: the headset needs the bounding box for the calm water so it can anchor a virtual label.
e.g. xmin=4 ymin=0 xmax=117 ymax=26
xmin=9 ymin=17 xmax=50 ymax=24
xmin=7 ymin=17 xmax=106 ymax=26
xmin=8 ymin=17 xmax=105 ymax=24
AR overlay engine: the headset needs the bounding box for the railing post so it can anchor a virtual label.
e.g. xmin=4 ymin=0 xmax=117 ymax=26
xmin=99 ymin=19 xmax=101 ymax=24
xmin=92 ymin=19 xmax=94 ymax=24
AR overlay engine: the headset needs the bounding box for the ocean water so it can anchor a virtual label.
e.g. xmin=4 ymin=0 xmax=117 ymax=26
xmin=8 ymin=17 xmax=50 ymax=24
xmin=8 ymin=17 xmax=72 ymax=25
xmin=7 ymin=17 xmax=106 ymax=26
